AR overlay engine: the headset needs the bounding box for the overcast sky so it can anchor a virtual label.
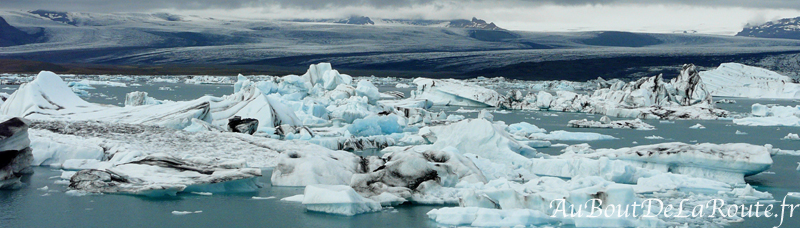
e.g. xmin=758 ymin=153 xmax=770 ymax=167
xmin=4 ymin=0 xmax=800 ymax=35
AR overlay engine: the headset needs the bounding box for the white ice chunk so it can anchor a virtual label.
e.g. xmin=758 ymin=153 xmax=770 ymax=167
xmin=689 ymin=123 xmax=706 ymax=129
xmin=301 ymin=185 xmax=381 ymax=216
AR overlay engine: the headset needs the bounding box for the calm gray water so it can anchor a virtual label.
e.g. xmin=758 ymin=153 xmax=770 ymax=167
xmin=2 ymin=83 xmax=800 ymax=227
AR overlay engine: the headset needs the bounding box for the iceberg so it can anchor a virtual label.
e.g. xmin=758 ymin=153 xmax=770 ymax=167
xmin=427 ymin=177 xmax=669 ymax=227
xmin=733 ymin=104 xmax=800 ymax=127
xmin=548 ymin=142 xmax=772 ymax=184
xmin=505 ymin=64 xmax=728 ymax=120
xmin=350 ymin=149 xmax=487 ymax=201
xmin=783 ymin=133 xmax=800 ymax=141
xmin=355 ymin=80 xmax=380 ymax=104
xmin=270 ymin=147 xmax=364 ymax=186
xmin=74 ymin=79 xmax=127 ymax=87
xmin=124 ymin=91 xmax=164 ymax=106
xmin=689 ymin=123 xmax=706 ymax=129
xmin=527 ymin=131 xmax=618 ymax=141
xmin=346 ymin=114 xmax=403 ymax=137
xmin=411 ymin=78 xmax=506 ymax=107
xmin=567 ymin=118 xmax=655 ymax=130
xmin=28 ymin=119 xmax=327 ymax=168
xmin=29 ymin=129 xmax=105 ymax=167
xmin=700 ymin=63 xmax=800 ymax=99
xmin=301 ymin=185 xmax=382 ymax=216
xmin=68 ymin=154 xmax=261 ymax=196
xmin=427 ymin=165 xmax=770 ymax=227
xmin=395 ymin=118 xmax=537 ymax=166
xmin=0 ymin=71 xmax=303 ymax=132
xmin=427 ymin=207 xmax=560 ymax=227
xmin=185 ymin=75 xmax=235 ymax=84
xmin=302 ymin=63 xmax=353 ymax=91
xmin=505 ymin=122 xmax=547 ymax=137
xmin=0 ymin=116 xmax=33 ymax=189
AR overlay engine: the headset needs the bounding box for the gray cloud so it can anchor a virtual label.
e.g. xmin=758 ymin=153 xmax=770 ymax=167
xmin=3 ymin=0 xmax=800 ymax=13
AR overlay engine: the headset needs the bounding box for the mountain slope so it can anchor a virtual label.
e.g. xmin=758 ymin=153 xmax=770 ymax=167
xmin=0 ymin=16 xmax=43 ymax=47
xmin=2 ymin=11 xmax=800 ymax=80
xmin=737 ymin=17 xmax=800 ymax=40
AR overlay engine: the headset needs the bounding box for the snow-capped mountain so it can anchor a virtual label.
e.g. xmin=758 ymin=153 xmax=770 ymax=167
xmin=447 ymin=17 xmax=503 ymax=30
xmin=0 ymin=16 xmax=43 ymax=47
xmin=737 ymin=16 xmax=800 ymax=40
xmin=28 ymin=10 xmax=77 ymax=25
xmin=337 ymin=16 xmax=374 ymax=25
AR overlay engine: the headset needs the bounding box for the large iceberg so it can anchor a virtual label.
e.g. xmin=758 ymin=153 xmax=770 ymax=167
xmin=68 ymin=154 xmax=261 ymax=196
xmin=411 ymin=78 xmax=506 ymax=107
xmin=272 ymin=146 xmax=489 ymax=206
xmin=386 ymin=118 xmax=537 ymax=166
xmin=0 ymin=116 xmax=33 ymax=189
xmin=0 ymin=71 xmax=303 ymax=132
xmin=529 ymin=142 xmax=772 ymax=184
xmin=504 ymin=64 xmax=727 ymax=120
xmin=700 ymin=63 xmax=800 ymax=99
xmin=28 ymin=120 xmax=329 ymax=168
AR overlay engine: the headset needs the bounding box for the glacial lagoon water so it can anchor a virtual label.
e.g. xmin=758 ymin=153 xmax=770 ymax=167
xmin=2 ymin=83 xmax=800 ymax=227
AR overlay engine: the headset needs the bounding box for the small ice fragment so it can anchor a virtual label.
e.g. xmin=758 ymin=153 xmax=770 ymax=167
xmin=252 ymin=196 xmax=276 ymax=200
xmin=735 ymin=130 xmax=748 ymax=135
xmin=171 ymin=211 xmax=202 ymax=215
xmin=61 ymin=171 xmax=77 ymax=180
xmin=644 ymin=135 xmax=664 ymax=140
xmin=689 ymin=123 xmax=705 ymax=129
xmin=37 ymin=186 xmax=49 ymax=191
xmin=65 ymin=190 xmax=90 ymax=196
xmin=787 ymin=192 xmax=800 ymax=199
xmin=281 ymin=194 xmax=304 ymax=202
xmin=782 ymin=133 xmax=800 ymax=141
xmin=190 ymin=192 xmax=213 ymax=196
